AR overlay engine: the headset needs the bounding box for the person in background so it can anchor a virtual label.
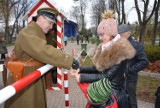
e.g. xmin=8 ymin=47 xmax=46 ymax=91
xmin=118 ymin=24 xmax=149 ymax=108
xmin=71 ymin=35 xmax=74 ymax=43
xmin=85 ymin=34 xmax=89 ymax=43
xmin=70 ymin=10 xmax=135 ymax=108
xmin=76 ymin=33 xmax=80 ymax=45
xmin=81 ymin=35 xmax=84 ymax=43
xmin=0 ymin=37 xmax=8 ymax=60
xmin=5 ymin=7 xmax=79 ymax=108
xmin=155 ymin=86 xmax=160 ymax=108
xmin=64 ymin=35 xmax=68 ymax=46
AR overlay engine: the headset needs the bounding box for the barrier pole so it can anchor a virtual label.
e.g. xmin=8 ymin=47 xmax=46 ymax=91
xmin=72 ymin=49 xmax=75 ymax=57
xmin=64 ymin=70 xmax=69 ymax=107
xmin=0 ymin=64 xmax=53 ymax=104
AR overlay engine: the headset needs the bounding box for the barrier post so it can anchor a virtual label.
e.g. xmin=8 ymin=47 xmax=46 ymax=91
xmin=47 ymin=13 xmax=69 ymax=108
xmin=64 ymin=70 xmax=69 ymax=107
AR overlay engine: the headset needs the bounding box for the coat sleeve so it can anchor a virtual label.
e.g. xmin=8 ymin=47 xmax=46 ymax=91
xmin=127 ymin=42 xmax=149 ymax=74
xmin=79 ymin=73 xmax=107 ymax=83
xmin=79 ymin=65 xmax=119 ymax=83
xmin=79 ymin=66 xmax=108 ymax=83
xmin=79 ymin=65 xmax=99 ymax=74
xmin=80 ymin=61 xmax=127 ymax=85
xmin=18 ymin=31 xmax=73 ymax=70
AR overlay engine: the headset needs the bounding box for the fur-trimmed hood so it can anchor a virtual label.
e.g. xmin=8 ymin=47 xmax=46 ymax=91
xmin=93 ymin=38 xmax=136 ymax=71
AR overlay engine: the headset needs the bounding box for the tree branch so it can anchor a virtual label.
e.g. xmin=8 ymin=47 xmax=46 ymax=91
xmin=146 ymin=0 xmax=157 ymax=22
xmin=134 ymin=0 xmax=142 ymax=23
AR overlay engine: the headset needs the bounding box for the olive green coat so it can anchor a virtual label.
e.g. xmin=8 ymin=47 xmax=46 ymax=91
xmin=4 ymin=22 xmax=73 ymax=108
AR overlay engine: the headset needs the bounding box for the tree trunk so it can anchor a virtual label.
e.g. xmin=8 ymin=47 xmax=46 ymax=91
xmin=152 ymin=0 xmax=160 ymax=45
xmin=139 ymin=24 xmax=147 ymax=44
xmin=121 ymin=0 xmax=126 ymax=24
xmin=134 ymin=0 xmax=157 ymax=44
xmin=5 ymin=19 xmax=10 ymax=43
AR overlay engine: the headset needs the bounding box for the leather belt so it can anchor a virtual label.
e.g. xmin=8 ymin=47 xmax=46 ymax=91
xmin=24 ymin=62 xmax=44 ymax=67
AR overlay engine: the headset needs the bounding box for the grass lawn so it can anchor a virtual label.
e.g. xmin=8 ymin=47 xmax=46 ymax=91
xmin=80 ymin=56 xmax=160 ymax=103
xmin=137 ymin=75 xmax=160 ymax=103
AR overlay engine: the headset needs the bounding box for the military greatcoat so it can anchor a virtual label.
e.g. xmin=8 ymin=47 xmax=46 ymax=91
xmin=4 ymin=22 xmax=73 ymax=108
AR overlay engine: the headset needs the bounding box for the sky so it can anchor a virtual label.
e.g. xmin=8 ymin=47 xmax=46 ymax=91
xmin=50 ymin=0 xmax=137 ymax=28
xmin=49 ymin=0 xmax=74 ymax=12
xmin=124 ymin=0 xmax=137 ymax=23
xmin=48 ymin=0 xmax=154 ymax=28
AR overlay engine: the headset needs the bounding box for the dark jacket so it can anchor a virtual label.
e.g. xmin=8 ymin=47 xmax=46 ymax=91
xmin=126 ymin=36 xmax=149 ymax=81
xmin=80 ymin=61 xmax=127 ymax=87
xmin=79 ymin=38 xmax=136 ymax=87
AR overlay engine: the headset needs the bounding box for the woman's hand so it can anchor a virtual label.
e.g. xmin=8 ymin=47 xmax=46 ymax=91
xmin=69 ymin=69 xmax=76 ymax=76
xmin=69 ymin=68 xmax=80 ymax=82
xmin=69 ymin=68 xmax=80 ymax=76
xmin=75 ymin=73 xmax=80 ymax=82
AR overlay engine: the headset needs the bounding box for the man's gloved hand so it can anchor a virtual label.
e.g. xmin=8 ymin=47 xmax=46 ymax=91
xmin=72 ymin=58 xmax=79 ymax=70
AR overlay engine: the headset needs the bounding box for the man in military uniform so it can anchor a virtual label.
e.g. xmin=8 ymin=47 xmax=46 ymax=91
xmin=5 ymin=7 xmax=79 ymax=108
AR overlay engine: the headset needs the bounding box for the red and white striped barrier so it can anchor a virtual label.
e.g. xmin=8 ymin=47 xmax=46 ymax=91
xmin=0 ymin=64 xmax=53 ymax=104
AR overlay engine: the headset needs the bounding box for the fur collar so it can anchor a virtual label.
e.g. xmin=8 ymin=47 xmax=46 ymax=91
xmin=93 ymin=38 xmax=135 ymax=71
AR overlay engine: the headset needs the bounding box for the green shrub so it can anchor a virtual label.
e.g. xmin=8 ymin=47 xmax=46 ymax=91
xmin=144 ymin=45 xmax=160 ymax=62
xmin=89 ymin=37 xmax=96 ymax=44
xmin=89 ymin=37 xmax=101 ymax=46
xmin=96 ymin=37 xmax=101 ymax=46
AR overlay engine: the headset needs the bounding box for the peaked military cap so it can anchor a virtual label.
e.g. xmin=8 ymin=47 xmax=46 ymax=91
xmin=37 ymin=7 xmax=59 ymax=23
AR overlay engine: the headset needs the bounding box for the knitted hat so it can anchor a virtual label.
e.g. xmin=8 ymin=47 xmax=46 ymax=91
xmin=87 ymin=78 xmax=112 ymax=103
xmin=97 ymin=10 xmax=118 ymax=36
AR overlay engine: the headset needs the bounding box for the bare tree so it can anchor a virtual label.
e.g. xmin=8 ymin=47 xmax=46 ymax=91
xmin=0 ymin=0 xmax=19 ymax=42
xmin=114 ymin=0 xmax=126 ymax=24
xmin=152 ymin=0 xmax=160 ymax=45
xmin=105 ymin=0 xmax=125 ymax=24
xmin=70 ymin=6 xmax=81 ymax=31
xmin=90 ymin=0 xmax=106 ymax=27
xmin=134 ymin=0 xmax=157 ymax=43
xmin=120 ymin=0 xmax=126 ymax=24
xmin=73 ymin=0 xmax=87 ymax=31
xmin=10 ymin=0 xmax=33 ymax=42
xmin=108 ymin=0 xmax=116 ymax=10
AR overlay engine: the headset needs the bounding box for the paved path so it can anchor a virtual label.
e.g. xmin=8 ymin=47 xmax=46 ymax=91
xmin=0 ymin=41 xmax=157 ymax=108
